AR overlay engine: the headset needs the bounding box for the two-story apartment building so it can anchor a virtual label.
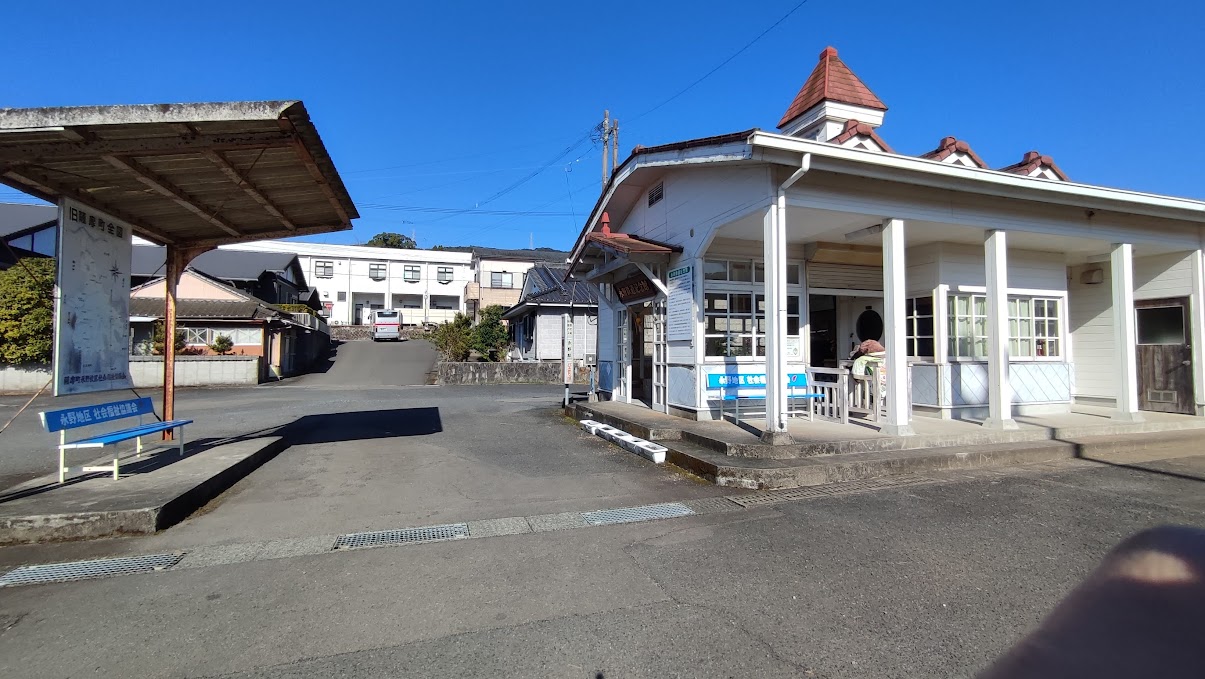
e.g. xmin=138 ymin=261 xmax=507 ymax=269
xmin=451 ymin=246 xmax=570 ymax=320
xmin=222 ymin=241 xmax=473 ymax=326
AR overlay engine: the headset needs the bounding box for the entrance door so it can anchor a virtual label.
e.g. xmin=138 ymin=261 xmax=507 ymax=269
xmin=651 ymin=300 xmax=668 ymax=412
xmin=1136 ymin=297 xmax=1194 ymax=414
xmin=809 ymin=295 xmax=838 ymax=367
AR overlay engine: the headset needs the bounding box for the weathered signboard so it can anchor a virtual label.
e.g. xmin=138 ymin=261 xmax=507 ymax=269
xmin=53 ymin=198 xmax=133 ymax=395
xmin=615 ymin=272 xmax=657 ymax=305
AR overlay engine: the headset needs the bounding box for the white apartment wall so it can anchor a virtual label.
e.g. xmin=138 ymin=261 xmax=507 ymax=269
xmin=478 ymin=259 xmax=535 ymax=290
xmin=1069 ymin=252 xmax=1196 ymax=404
xmin=228 ymin=243 xmax=472 ymax=325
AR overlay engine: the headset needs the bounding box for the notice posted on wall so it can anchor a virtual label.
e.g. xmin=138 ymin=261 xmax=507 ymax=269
xmin=53 ymin=197 xmax=134 ymax=396
xmin=666 ymin=265 xmax=693 ymax=341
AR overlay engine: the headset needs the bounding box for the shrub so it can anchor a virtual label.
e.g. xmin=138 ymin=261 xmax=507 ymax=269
xmin=209 ymin=334 xmax=234 ymax=355
xmin=430 ymin=313 xmax=472 ymax=361
xmin=471 ymin=304 xmax=509 ymax=362
xmin=277 ymin=303 xmax=316 ymax=315
xmin=0 ymin=258 xmax=55 ymax=365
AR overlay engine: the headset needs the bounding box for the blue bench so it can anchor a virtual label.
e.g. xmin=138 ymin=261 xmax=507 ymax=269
xmin=706 ymin=372 xmax=823 ymax=424
xmin=39 ymin=397 xmax=193 ymax=483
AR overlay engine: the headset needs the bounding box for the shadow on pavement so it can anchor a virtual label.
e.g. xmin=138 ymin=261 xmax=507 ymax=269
xmin=1072 ymin=454 xmax=1205 ymax=484
xmin=281 ymin=407 xmax=443 ymax=444
xmin=0 ymin=407 xmax=443 ymax=505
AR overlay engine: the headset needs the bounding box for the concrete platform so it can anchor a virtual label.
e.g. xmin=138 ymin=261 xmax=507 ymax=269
xmin=571 ymin=401 xmax=1205 ymax=489
xmin=0 ymin=437 xmax=286 ymax=545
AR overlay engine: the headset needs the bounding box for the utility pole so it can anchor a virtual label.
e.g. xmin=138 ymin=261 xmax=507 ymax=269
xmin=599 ymin=110 xmax=620 ymax=190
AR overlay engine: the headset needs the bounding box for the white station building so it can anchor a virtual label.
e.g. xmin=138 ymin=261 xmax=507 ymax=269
xmin=568 ymin=46 xmax=1205 ymax=440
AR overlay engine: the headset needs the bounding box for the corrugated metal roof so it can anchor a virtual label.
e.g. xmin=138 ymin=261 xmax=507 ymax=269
xmin=0 ymin=101 xmax=357 ymax=248
xmin=132 ymin=244 xmax=297 ymax=281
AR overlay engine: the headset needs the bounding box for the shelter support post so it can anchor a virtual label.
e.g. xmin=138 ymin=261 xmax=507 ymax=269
xmin=880 ymin=218 xmax=914 ymax=436
xmin=162 ymin=245 xmax=208 ymax=440
xmin=984 ymin=230 xmax=1018 ymax=429
xmin=762 ymin=203 xmax=790 ymax=443
xmin=1111 ymin=243 xmax=1143 ymax=422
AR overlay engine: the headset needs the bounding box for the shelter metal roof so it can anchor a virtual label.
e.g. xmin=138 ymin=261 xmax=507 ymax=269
xmin=0 ymin=101 xmax=358 ymax=248
xmin=132 ymin=244 xmax=298 ymax=281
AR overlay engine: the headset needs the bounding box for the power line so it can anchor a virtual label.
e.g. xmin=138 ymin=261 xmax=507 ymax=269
xmin=359 ymin=203 xmax=576 ymax=217
xmin=626 ymin=0 xmax=813 ymax=126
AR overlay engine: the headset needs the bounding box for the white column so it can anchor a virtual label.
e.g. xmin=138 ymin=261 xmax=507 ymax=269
xmin=799 ymin=259 xmax=811 ymax=365
xmin=1191 ymin=250 xmax=1205 ymax=416
xmin=762 ymin=202 xmax=790 ymax=443
xmin=984 ymin=230 xmax=1018 ymax=429
xmin=881 ymin=218 xmax=914 ymax=436
xmin=1112 ymin=243 xmax=1143 ymax=421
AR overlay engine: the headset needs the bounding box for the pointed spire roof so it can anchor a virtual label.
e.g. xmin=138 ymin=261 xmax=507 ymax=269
xmin=778 ymin=47 xmax=887 ymax=129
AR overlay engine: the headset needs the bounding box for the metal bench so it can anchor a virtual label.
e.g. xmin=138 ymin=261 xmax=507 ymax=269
xmin=39 ymin=397 xmax=193 ymax=483
xmin=706 ymin=372 xmax=823 ymax=424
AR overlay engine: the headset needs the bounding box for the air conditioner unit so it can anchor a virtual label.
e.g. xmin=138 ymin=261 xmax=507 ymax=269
xmin=585 ymin=353 xmax=597 ymax=366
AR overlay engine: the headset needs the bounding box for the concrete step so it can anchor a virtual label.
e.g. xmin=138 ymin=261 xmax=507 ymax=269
xmin=666 ymin=438 xmax=1079 ymax=490
xmin=1065 ymin=429 xmax=1205 ymax=463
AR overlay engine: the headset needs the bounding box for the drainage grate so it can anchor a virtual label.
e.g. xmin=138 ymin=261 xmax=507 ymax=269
xmin=582 ymin=502 xmax=694 ymax=526
xmin=333 ymin=523 xmax=470 ymax=550
xmin=0 ymin=552 xmax=184 ymax=587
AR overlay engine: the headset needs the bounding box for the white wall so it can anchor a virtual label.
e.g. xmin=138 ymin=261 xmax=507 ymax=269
xmin=230 ymin=243 xmax=473 ymax=326
xmin=936 ymin=243 xmax=1066 ymax=291
xmin=1069 ymin=252 xmax=1197 ymax=403
xmin=478 ymin=259 xmax=535 ymax=290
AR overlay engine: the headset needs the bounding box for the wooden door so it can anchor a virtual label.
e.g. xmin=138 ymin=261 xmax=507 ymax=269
xmin=1135 ymin=297 xmax=1194 ymax=414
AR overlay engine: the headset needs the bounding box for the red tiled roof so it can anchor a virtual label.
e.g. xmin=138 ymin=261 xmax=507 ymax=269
xmin=778 ymin=46 xmax=887 ymax=129
xmin=998 ymin=150 xmax=1069 ymax=181
xmin=919 ymin=136 xmax=988 ymax=168
xmin=828 ymin=119 xmax=895 ymax=154
xmin=584 ymin=231 xmax=681 ymax=256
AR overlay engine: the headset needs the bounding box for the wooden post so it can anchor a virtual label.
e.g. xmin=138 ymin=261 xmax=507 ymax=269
xmin=163 ymin=245 xmax=208 ymax=439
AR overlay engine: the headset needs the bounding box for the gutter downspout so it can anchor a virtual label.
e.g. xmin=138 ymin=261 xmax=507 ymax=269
xmin=763 ymin=153 xmax=811 ymax=443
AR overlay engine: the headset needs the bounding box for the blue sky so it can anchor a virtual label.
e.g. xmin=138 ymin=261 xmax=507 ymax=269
xmin=3 ymin=1 xmax=1203 ymax=251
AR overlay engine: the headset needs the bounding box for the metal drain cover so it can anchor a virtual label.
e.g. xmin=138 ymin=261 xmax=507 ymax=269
xmin=333 ymin=523 xmax=470 ymax=550
xmin=582 ymin=502 xmax=694 ymax=526
xmin=0 ymin=552 xmax=184 ymax=587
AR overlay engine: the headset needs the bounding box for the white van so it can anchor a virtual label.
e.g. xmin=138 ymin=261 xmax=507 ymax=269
xmin=371 ymin=309 xmax=402 ymax=341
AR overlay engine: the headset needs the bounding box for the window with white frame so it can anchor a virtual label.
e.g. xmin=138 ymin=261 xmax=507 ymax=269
xmin=314 ymin=260 xmax=334 ymax=278
xmin=404 ymin=265 xmax=420 ymax=282
xmin=183 ymin=327 xmax=209 ymax=345
xmin=490 ymin=272 xmax=513 ymax=288
xmin=368 ymin=263 xmax=387 ymax=281
xmin=947 ymin=294 xmax=988 ymax=359
xmin=703 ymin=257 xmax=803 ymax=358
xmin=906 ymin=296 xmax=935 ymax=358
xmin=437 ymin=266 xmax=453 ymax=283
xmin=181 ymin=327 xmax=261 ymax=346
xmin=1009 ymin=297 xmax=1061 ymax=358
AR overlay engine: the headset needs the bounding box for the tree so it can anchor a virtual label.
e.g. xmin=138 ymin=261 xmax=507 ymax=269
xmin=366 ymin=232 xmax=417 ymax=249
xmin=430 ymin=313 xmax=472 ymax=361
xmin=151 ymin=321 xmax=187 ymax=356
xmin=471 ymin=305 xmax=509 ymax=362
xmin=209 ymin=334 xmax=234 ymax=355
xmin=0 ymin=258 xmax=55 ymax=365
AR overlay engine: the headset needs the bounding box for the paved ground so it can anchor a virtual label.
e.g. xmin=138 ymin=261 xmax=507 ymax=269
xmin=0 ymin=339 xmax=439 ymax=489
xmin=3 ymin=339 xmax=1205 ymax=677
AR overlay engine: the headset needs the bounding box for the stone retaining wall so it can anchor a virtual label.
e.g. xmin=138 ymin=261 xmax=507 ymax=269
xmin=438 ymin=361 xmax=590 ymax=385
xmin=331 ymin=325 xmax=432 ymax=342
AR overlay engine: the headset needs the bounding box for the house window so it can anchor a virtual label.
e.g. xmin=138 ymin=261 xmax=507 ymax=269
xmin=314 ymin=260 xmax=334 ymax=278
xmin=404 ymin=265 xmax=421 ymax=282
xmin=183 ymin=327 xmax=209 ymax=345
xmin=708 ymin=258 xmax=799 ymax=284
xmin=1009 ymin=297 xmax=1062 ymax=358
xmin=906 ymin=296 xmax=935 ymax=358
xmin=947 ymin=294 xmax=987 ymax=359
xmin=490 ymin=272 xmax=513 ymax=288
xmin=648 ymin=182 xmax=664 ymax=207
xmin=337 ymin=291 xmax=347 ymax=302
xmin=369 ymin=263 xmax=387 ymax=281
xmin=437 ymin=266 xmax=453 ymax=283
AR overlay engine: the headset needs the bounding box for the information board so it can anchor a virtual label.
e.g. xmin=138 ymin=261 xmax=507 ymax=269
xmin=53 ymin=198 xmax=134 ymax=395
xmin=666 ymin=265 xmax=694 ymax=341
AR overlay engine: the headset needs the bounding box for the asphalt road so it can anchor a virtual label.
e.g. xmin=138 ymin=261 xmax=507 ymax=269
xmin=0 ymin=339 xmax=439 ymax=489
xmin=2 ymin=454 xmax=1204 ymax=678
